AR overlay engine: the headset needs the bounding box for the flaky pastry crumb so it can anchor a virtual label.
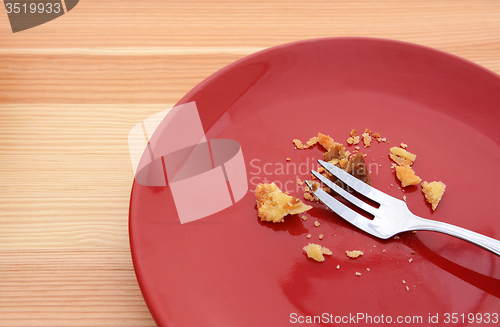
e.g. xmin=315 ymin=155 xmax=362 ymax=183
xmin=256 ymin=183 xmax=312 ymax=222
xmin=303 ymin=243 xmax=332 ymax=262
xmin=421 ymin=181 xmax=446 ymax=210
xmin=346 ymin=250 xmax=364 ymax=258
xmin=317 ymin=133 xmax=335 ymax=151
xmin=395 ymin=165 xmax=421 ymax=187
xmin=390 ymin=147 xmax=416 ymax=164
xmin=293 ymin=137 xmax=318 ymax=149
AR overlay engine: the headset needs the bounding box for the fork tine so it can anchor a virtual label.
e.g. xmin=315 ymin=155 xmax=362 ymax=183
xmin=304 ymin=180 xmax=382 ymax=237
xmin=317 ymin=160 xmax=392 ymax=204
xmin=310 ymin=170 xmax=377 ymax=217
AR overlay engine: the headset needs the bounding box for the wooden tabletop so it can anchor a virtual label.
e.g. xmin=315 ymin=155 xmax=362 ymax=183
xmin=1 ymin=1 xmax=499 ymax=326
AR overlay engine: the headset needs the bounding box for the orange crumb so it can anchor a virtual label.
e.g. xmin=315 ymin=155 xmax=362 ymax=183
xmin=395 ymin=165 xmax=421 ymax=187
xmin=317 ymin=133 xmax=335 ymax=151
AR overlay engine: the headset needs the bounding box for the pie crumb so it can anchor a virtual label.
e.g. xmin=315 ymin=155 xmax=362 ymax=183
xmin=347 ymin=129 xmax=360 ymax=145
xmin=421 ymin=181 xmax=446 ymax=210
xmin=293 ymin=139 xmax=304 ymax=149
xmin=395 ymin=165 xmax=421 ymax=187
xmin=390 ymin=147 xmax=416 ymax=165
xmin=317 ymin=133 xmax=335 ymax=151
xmin=303 ymin=243 xmax=332 ymax=262
xmin=303 ymin=191 xmax=318 ymax=202
xmin=256 ymin=183 xmax=312 ymax=222
xmin=346 ymin=250 xmax=364 ymax=258
xmin=293 ymin=137 xmax=318 ymax=149
xmin=362 ymin=129 xmax=372 ymax=147
xmin=303 ymin=181 xmax=320 ymax=202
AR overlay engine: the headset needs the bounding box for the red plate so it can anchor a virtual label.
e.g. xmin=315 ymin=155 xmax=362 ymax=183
xmin=129 ymin=38 xmax=500 ymax=326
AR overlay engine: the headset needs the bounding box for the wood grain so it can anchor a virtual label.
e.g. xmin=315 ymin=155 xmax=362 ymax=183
xmin=0 ymin=0 xmax=499 ymax=326
xmin=0 ymin=55 xmax=245 ymax=103
xmin=0 ymin=249 xmax=154 ymax=326
xmin=0 ymin=104 xmax=161 ymax=326
xmin=1 ymin=1 xmax=499 ymax=50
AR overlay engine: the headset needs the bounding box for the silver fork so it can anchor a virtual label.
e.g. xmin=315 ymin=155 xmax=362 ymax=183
xmin=306 ymin=160 xmax=500 ymax=256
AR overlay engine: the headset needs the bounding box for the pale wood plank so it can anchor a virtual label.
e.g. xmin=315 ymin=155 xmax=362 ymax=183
xmin=0 ymin=104 xmax=172 ymax=249
xmin=0 ymin=54 xmax=244 ymax=103
xmin=0 ymin=104 xmax=162 ymax=324
xmin=0 ymin=249 xmax=156 ymax=326
xmin=1 ymin=0 xmax=499 ymax=51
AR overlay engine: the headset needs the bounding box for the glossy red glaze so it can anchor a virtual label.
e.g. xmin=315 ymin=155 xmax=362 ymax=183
xmin=130 ymin=38 xmax=500 ymax=326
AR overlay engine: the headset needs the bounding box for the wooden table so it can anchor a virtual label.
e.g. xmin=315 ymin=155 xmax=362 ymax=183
xmin=1 ymin=1 xmax=499 ymax=326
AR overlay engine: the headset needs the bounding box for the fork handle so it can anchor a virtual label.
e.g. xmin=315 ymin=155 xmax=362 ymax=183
xmin=408 ymin=215 xmax=500 ymax=256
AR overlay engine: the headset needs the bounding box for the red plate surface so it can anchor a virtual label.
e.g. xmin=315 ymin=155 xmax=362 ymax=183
xmin=129 ymin=38 xmax=500 ymax=326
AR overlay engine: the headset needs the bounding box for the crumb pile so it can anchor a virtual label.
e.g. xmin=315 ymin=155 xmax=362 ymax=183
xmin=255 ymin=127 xmax=448 ymax=271
xmin=389 ymin=144 xmax=446 ymax=210
xmin=309 ymin=132 xmax=373 ymax=191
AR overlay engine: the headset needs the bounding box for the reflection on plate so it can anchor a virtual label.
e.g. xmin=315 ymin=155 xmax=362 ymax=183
xmin=130 ymin=38 xmax=500 ymax=327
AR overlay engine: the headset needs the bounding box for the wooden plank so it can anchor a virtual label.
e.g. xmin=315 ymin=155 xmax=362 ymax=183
xmin=0 ymin=107 xmax=159 ymax=325
xmin=0 ymin=249 xmax=156 ymax=326
xmin=0 ymin=104 xmax=170 ymax=248
xmin=0 ymin=54 xmax=244 ymax=103
xmin=0 ymin=0 xmax=499 ymax=49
